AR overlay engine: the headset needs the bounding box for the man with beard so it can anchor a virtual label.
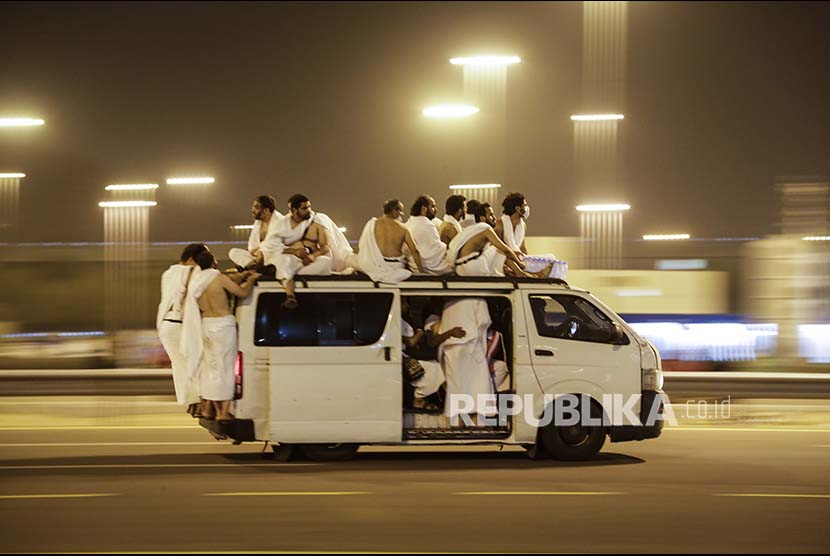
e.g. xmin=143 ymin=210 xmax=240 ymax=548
xmin=406 ymin=194 xmax=451 ymax=275
xmin=447 ymin=203 xmax=526 ymax=277
xmin=269 ymin=194 xmax=333 ymax=309
xmin=228 ymin=194 xmax=282 ymax=273
xmin=439 ymin=194 xmax=466 ymax=245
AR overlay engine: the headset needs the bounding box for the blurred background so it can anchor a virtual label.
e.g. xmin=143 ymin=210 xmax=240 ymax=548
xmin=1 ymin=1 xmax=828 ymax=370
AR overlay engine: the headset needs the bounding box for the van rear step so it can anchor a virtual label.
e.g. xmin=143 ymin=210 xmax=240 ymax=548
xmin=198 ymin=417 xmax=256 ymax=442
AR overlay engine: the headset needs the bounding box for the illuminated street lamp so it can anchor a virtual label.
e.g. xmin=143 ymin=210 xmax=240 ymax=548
xmin=450 ymin=56 xmax=521 ymax=66
xmin=643 ymin=234 xmax=691 ymax=241
xmin=105 ymin=183 xmax=159 ymax=191
xmin=98 ymin=201 xmax=157 ymax=208
xmin=570 ymin=114 xmax=624 ymax=121
xmin=166 ymin=177 xmax=216 ymax=185
xmin=576 ymin=203 xmax=630 ymax=212
xmin=422 ymin=105 xmax=479 ymax=118
xmin=576 ymin=203 xmax=630 ymax=269
xmin=0 ymin=118 xmax=45 ymax=127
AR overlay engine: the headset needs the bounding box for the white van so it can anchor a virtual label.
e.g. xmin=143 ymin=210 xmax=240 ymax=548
xmin=201 ymin=275 xmax=665 ymax=461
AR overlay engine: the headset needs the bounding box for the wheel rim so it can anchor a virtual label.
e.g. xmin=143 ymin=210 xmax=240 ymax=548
xmin=558 ymin=424 xmax=591 ymax=446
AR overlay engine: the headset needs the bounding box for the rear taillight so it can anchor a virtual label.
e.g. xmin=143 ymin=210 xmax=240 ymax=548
xmin=234 ymin=351 xmax=243 ymax=399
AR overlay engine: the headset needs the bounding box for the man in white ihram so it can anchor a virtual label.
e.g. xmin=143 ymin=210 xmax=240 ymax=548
xmin=438 ymin=298 xmax=495 ymax=425
xmin=438 ymin=194 xmax=466 ymax=245
xmin=228 ymin=194 xmax=282 ymax=271
xmin=157 ymin=243 xmax=209 ymax=413
xmin=406 ymin=195 xmax=451 ymax=276
xmin=447 ymin=203 xmax=526 ymax=277
xmin=269 ymin=193 xmax=333 ymax=309
xmin=357 ymin=199 xmax=424 ymax=282
xmin=180 ymin=251 xmax=259 ymax=423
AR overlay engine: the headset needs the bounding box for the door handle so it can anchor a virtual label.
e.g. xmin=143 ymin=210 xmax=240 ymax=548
xmin=535 ymin=349 xmax=554 ymax=357
xmin=384 ymin=347 xmax=391 ymax=361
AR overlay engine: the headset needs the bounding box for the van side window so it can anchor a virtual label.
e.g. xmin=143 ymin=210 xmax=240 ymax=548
xmin=528 ymin=294 xmax=629 ymax=345
xmin=255 ymin=292 xmax=394 ymax=347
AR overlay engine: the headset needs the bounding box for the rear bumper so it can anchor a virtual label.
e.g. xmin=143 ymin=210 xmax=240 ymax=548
xmin=608 ymin=389 xmax=665 ymax=443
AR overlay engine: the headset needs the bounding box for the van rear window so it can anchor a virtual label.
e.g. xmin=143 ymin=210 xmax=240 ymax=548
xmin=254 ymin=292 xmax=393 ymax=347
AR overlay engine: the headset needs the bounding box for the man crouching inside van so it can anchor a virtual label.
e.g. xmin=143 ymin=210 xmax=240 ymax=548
xmin=181 ymin=251 xmax=260 ymax=423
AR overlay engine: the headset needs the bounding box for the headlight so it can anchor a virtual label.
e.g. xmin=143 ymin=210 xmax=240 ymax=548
xmin=642 ymin=368 xmax=663 ymax=391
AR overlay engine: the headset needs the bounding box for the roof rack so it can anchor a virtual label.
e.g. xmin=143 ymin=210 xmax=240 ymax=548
xmin=257 ymin=273 xmax=570 ymax=291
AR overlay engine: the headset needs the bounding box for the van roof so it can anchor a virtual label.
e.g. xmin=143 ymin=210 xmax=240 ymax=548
xmin=255 ymin=274 xmax=583 ymax=292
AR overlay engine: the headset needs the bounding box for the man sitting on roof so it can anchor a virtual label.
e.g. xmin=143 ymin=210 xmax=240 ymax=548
xmin=269 ymin=193 xmax=333 ymax=309
xmin=356 ymin=199 xmax=424 ymax=283
xmin=447 ymin=203 xmax=526 ymax=277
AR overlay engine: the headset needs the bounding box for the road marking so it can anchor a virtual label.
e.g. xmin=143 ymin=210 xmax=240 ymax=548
xmin=0 ymin=426 xmax=197 ymax=431
xmin=667 ymin=427 xmax=830 ymax=433
xmin=0 ymin=463 xmax=319 ymax=470
xmin=203 ymin=491 xmax=370 ymax=497
xmin=0 ymin=493 xmax=118 ymax=500
xmin=454 ymin=491 xmax=623 ymax=496
xmin=715 ymin=494 xmax=830 ymax=499
xmin=0 ymin=442 xmax=221 ymax=447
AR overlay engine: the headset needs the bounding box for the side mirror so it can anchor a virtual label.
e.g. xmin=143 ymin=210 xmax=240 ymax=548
xmin=609 ymin=322 xmax=624 ymax=344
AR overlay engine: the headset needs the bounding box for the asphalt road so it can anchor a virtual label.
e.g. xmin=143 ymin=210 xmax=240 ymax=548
xmin=0 ymin=397 xmax=828 ymax=553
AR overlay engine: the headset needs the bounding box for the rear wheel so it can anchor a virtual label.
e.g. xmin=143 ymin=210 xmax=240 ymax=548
xmin=300 ymin=443 xmax=359 ymax=462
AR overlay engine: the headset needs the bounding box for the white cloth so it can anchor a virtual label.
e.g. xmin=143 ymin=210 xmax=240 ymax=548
xmin=179 ymin=268 xmax=220 ymax=383
xmin=159 ymin=320 xmax=198 ymax=405
xmin=228 ymin=248 xmax=254 ymax=268
xmin=412 ymin=317 xmax=445 ymax=398
xmin=461 ymin=214 xmax=477 ymax=228
xmin=443 ymin=214 xmax=464 ymax=234
xmin=446 ymin=222 xmax=492 ymax=267
xmin=198 ymin=315 xmax=238 ymax=401
xmin=456 ymin=245 xmax=506 ymax=277
xmin=228 ymin=216 xmax=284 ymax=268
xmin=439 ymin=299 xmax=494 ymax=417
xmin=356 ymin=218 xmax=412 ymax=283
xmin=501 ymin=215 xmax=526 ymax=252
xmin=313 ymin=212 xmax=354 ymax=272
xmin=431 ymin=216 xmax=442 ymax=229
xmin=275 ymin=253 xmax=333 ymax=281
xmin=156 ymin=264 xmax=193 ymax=330
xmin=407 ymin=216 xmax=451 ymax=275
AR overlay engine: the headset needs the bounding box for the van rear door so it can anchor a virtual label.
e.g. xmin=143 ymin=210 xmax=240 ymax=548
xmin=254 ymin=289 xmax=402 ymax=443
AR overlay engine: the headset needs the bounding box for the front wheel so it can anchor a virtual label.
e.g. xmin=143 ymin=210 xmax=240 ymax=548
xmin=540 ymin=399 xmax=606 ymax=461
xmin=300 ymin=443 xmax=359 ymax=462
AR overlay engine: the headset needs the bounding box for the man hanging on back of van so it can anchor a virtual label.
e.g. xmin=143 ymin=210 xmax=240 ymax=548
xmin=180 ymin=251 xmax=260 ymax=423
xmin=356 ymin=199 xmax=424 ymax=282
xmin=269 ymin=194 xmax=333 ymax=309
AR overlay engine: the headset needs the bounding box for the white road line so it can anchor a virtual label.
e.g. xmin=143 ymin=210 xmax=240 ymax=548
xmin=0 ymin=442 xmax=221 ymax=447
xmin=666 ymin=427 xmax=830 ymax=432
xmin=0 ymin=463 xmax=319 ymax=470
xmin=454 ymin=491 xmax=623 ymax=496
xmin=203 ymin=491 xmax=370 ymax=497
xmin=0 ymin=426 xmax=197 ymax=431
xmin=715 ymin=493 xmax=830 ymax=499
xmin=0 ymin=493 xmax=118 ymax=500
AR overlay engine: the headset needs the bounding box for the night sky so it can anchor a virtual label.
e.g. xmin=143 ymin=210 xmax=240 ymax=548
xmin=1 ymin=1 xmax=829 ymax=242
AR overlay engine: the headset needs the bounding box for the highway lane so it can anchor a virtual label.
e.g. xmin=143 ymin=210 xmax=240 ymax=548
xmin=0 ymin=398 xmax=828 ymax=552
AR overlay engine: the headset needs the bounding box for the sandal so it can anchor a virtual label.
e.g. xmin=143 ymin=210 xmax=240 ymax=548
xmin=282 ymin=295 xmax=299 ymax=310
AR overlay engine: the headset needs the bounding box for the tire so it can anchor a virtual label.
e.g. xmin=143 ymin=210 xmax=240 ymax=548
xmin=300 ymin=443 xmax=359 ymax=462
xmin=541 ymin=397 xmax=606 ymax=461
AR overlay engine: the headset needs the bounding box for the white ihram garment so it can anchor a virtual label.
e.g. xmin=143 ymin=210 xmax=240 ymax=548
xmin=199 ymin=315 xmax=238 ymax=402
xmin=356 ymin=218 xmax=411 ymax=283
xmin=179 ymin=268 xmax=220 ymax=389
xmin=407 ymin=215 xmax=451 ymax=276
xmin=438 ymin=298 xmax=494 ymax=418
xmin=157 ymin=264 xmax=198 ymax=405
xmin=229 ymin=215 xmax=284 ymax=268
xmin=447 ymin=223 xmax=505 ymax=277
